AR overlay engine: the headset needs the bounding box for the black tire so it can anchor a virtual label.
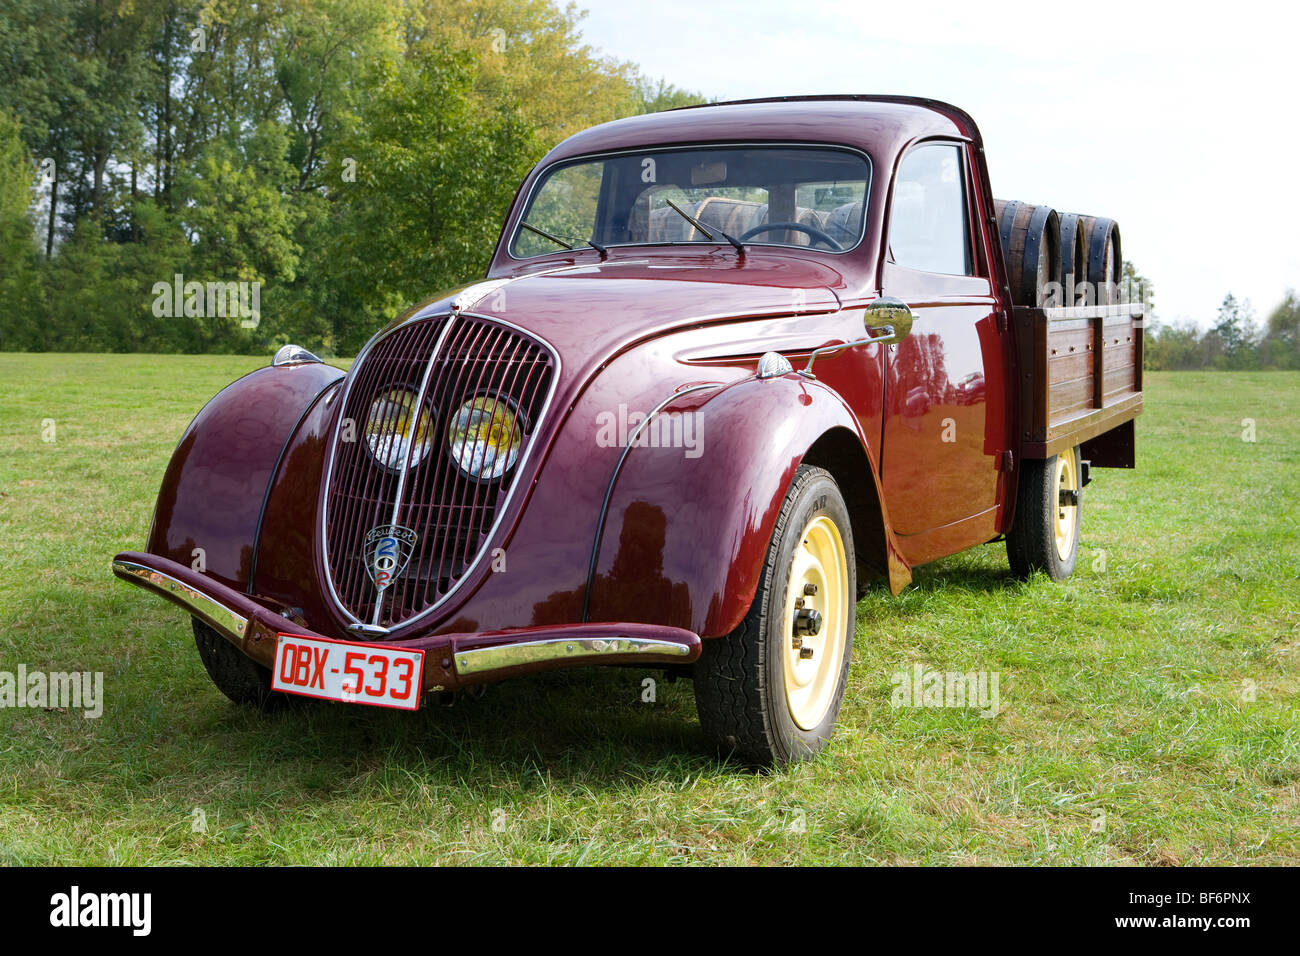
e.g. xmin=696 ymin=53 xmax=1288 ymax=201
xmin=1006 ymin=445 xmax=1081 ymax=580
xmin=693 ymin=465 xmax=856 ymax=767
xmin=192 ymin=617 xmax=287 ymax=710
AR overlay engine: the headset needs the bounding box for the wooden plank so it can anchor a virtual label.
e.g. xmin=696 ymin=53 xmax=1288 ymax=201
xmin=1029 ymin=392 xmax=1144 ymax=457
xmin=1048 ymin=348 xmax=1093 ymax=385
xmin=1134 ymin=316 xmax=1145 ymax=391
xmin=1047 ymin=326 xmax=1093 ymax=356
xmin=1092 ymin=312 xmax=1105 ymax=408
xmin=1014 ymin=302 xmax=1145 ymax=458
xmin=1104 ymin=345 xmax=1135 ymax=372
xmin=1049 ymin=375 xmax=1093 ymax=416
xmin=1012 ymin=306 xmax=1049 ymax=445
xmin=1104 ymin=373 xmax=1135 ymax=401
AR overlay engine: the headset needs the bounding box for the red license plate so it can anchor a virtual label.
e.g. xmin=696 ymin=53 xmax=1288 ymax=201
xmin=271 ymin=633 xmax=425 ymax=711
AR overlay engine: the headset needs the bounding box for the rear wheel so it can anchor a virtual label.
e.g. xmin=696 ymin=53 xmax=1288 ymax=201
xmin=693 ymin=465 xmax=856 ymax=767
xmin=192 ymin=617 xmax=287 ymax=710
xmin=1006 ymin=444 xmax=1081 ymax=580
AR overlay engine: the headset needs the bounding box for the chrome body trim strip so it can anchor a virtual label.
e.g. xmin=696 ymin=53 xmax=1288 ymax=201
xmin=454 ymin=636 xmax=692 ymax=676
xmin=112 ymin=559 xmax=250 ymax=645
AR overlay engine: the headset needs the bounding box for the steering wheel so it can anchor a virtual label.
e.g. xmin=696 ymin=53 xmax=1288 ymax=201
xmin=738 ymin=221 xmax=843 ymax=251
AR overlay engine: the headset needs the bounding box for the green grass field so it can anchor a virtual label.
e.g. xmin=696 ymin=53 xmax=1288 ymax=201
xmin=0 ymin=355 xmax=1296 ymax=865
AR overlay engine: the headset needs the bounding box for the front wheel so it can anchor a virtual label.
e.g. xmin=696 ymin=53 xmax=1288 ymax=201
xmin=693 ymin=465 xmax=856 ymax=767
xmin=192 ymin=617 xmax=287 ymax=710
xmin=1006 ymin=444 xmax=1081 ymax=580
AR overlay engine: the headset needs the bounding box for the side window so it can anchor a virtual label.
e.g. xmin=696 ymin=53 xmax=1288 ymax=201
xmin=889 ymin=143 xmax=971 ymax=275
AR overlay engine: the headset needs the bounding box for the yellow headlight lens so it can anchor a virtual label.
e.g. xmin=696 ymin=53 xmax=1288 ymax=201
xmin=446 ymin=395 xmax=522 ymax=480
xmin=364 ymin=387 xmax=431 ymax=471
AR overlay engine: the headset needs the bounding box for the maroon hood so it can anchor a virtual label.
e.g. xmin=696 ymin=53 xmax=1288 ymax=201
xmin=384 ymin=252 xmax=850 ymax=391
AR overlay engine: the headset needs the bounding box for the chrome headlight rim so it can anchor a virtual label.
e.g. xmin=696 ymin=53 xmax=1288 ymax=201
xmin=445 ymin=391 xmax=527 ymax=482
xmin=363 ymin=384 xmax=435 ymax=473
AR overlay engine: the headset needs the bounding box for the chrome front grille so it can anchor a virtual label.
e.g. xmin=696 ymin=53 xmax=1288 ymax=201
xmin=322 ymin=314 xmax=558 ymax=627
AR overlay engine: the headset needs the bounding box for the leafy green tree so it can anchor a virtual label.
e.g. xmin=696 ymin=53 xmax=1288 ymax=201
xmin=1259 ymin=290 xmax=1299 ymax=370
xmin=183 ymin=122 xmax=304 ymax=287
xmin=630 ymin=76 xmax=708 ymax=114
xmin=404 ymin=0 xmax=640 ymax=145
xmin=1121 ymin=260 xmax=1154 ymax=315
xmin=321 ymin=45 xmax=539 ymax=352
xmin=1144 ymin=320 xmax=1204 ymax=371
xmin=0 ymin=0 xmax=705 ymax=354
xmin=0 ymin=108 xmax=42 ymax=349
xmin=1205 ymin=293 xmax=1259 ymax=370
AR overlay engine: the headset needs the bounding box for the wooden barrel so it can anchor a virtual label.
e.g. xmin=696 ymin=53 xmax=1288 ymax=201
xmin=994 ymin=199 xmax=1061 ymax=307
xmin=1058 ymin=212 xmax=1087 ymax=306
xmin=1078 ymin=215 xmax=1122 ymax=304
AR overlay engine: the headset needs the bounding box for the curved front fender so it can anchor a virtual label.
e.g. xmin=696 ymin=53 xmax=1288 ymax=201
xmin=585 ymin=372 xmax=909 ymax=639
xmin=146 ymin=362 xmax=344 ymax=594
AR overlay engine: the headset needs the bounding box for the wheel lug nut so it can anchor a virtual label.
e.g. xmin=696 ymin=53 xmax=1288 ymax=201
xmin=799 ymin=646 xmax=815 ymax=660
xmin=803 ymin=583 xmax=818 ymax=596
xmin=792 ymin=607 xmax=822 ymax=637
xmin=791 ymin=636 xmax=803 ymax=650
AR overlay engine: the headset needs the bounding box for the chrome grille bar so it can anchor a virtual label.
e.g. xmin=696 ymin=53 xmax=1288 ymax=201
xmin=321 ymin=313 xmax=559 ymax=629
xmin=322 ymin=318 xmax=449 ymax=623
xmin=369 ymin=315 xmax=458 ymax=626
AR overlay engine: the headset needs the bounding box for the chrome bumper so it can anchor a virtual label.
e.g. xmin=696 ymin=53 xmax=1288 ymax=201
xmin=454 ymin=635 xmax=692 ymax=676
xmin=113 ymin=559 xmax=251 ymax=645
xmin=112 ymin=551 xmax=701 ymax=691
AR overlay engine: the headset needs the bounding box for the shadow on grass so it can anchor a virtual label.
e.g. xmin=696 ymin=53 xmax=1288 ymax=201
xmin=187 ymin=664 xmax=739 ymax=791
xmin=94 ymin=555 xmax=1023 ymax=793
xmin=858 ymin=546 xmax=1022 ymax=610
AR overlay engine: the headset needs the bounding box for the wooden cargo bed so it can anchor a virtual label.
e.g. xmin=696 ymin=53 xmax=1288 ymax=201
xmin=1014 ymin=303 xmax=1144 ymax=464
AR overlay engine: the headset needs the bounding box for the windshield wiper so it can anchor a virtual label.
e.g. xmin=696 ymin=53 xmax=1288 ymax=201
xmin=522 ymin=221 xmax=609 ymax=258
xmin=521 ymin=221 xmax=574 ymax=250
xmin=664 ymin=199 xmax=745 ymax=254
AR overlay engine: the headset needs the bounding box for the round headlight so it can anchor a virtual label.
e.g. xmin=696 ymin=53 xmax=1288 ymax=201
xmin=446 ymin=395 xmax=523 ymax=480
xmin=364 ymin=387 xmax=432 ymax=471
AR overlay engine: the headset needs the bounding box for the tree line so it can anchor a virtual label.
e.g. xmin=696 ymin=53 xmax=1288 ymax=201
xmin=2 ymin=1 xmax=1296 ymax=368
xmin=1144 ymin=292 xmax=1300 ymax=371
xmin=0 ymin=0 xmax=700 ymax=355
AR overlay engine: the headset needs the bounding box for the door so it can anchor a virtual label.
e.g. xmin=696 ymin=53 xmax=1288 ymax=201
xmin=880 ymin=142 xmax=1008 ymax=548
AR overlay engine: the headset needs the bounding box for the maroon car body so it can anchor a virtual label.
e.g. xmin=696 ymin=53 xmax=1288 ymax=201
xmin=113 ymin=95 xmax=1141 ymax=761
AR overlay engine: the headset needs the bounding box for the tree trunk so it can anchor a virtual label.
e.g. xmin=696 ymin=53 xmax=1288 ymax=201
xmin=45 ymin=163 xmax=58 ymax=257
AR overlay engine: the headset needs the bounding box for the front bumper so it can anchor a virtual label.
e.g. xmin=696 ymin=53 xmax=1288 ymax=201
xmin=112 ymin=551 xmax=701 ymax=693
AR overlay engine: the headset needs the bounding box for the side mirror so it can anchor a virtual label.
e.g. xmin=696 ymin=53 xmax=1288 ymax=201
xmin=863 ymin=296 xmax=913 ymax=344
xmin=799 ymin=297 xmax=914 ymax=379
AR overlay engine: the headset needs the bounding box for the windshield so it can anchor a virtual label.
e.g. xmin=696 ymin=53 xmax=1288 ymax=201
xmin=510 ymin=145 xmax=870 ymax=258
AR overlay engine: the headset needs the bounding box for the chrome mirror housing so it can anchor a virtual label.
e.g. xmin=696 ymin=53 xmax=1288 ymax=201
xmin=863 ymin=296 xmax=914 ymax=343
xmin=800 ymin=297 xmax=914 ymax=379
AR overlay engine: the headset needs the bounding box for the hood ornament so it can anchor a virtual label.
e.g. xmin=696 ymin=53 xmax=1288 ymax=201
xmin=364 ymin=524 xmax=418 ymax=590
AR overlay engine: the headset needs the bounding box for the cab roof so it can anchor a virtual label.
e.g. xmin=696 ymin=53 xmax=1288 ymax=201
xmin=542 ymin=95 xmax=982 ymax=165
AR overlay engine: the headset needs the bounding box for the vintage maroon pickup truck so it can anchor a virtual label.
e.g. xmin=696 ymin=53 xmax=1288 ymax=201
xmin=113 ymin=95 xmax=1142 ymax=766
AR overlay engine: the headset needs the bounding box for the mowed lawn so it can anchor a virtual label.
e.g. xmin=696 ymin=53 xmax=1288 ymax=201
xmin=0 ymin=354 xmax=1296 ymax=865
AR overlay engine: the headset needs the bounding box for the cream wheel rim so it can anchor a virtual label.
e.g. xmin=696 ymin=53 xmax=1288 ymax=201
xmin=782 ymin=514 xmax=850 ymax=731
xmin=1054 ymin=445 xmax=1079 ymax=562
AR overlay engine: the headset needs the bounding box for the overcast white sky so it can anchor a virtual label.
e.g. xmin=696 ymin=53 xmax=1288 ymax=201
xmin=575 ymin=0 xmax=1299 ymax=327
